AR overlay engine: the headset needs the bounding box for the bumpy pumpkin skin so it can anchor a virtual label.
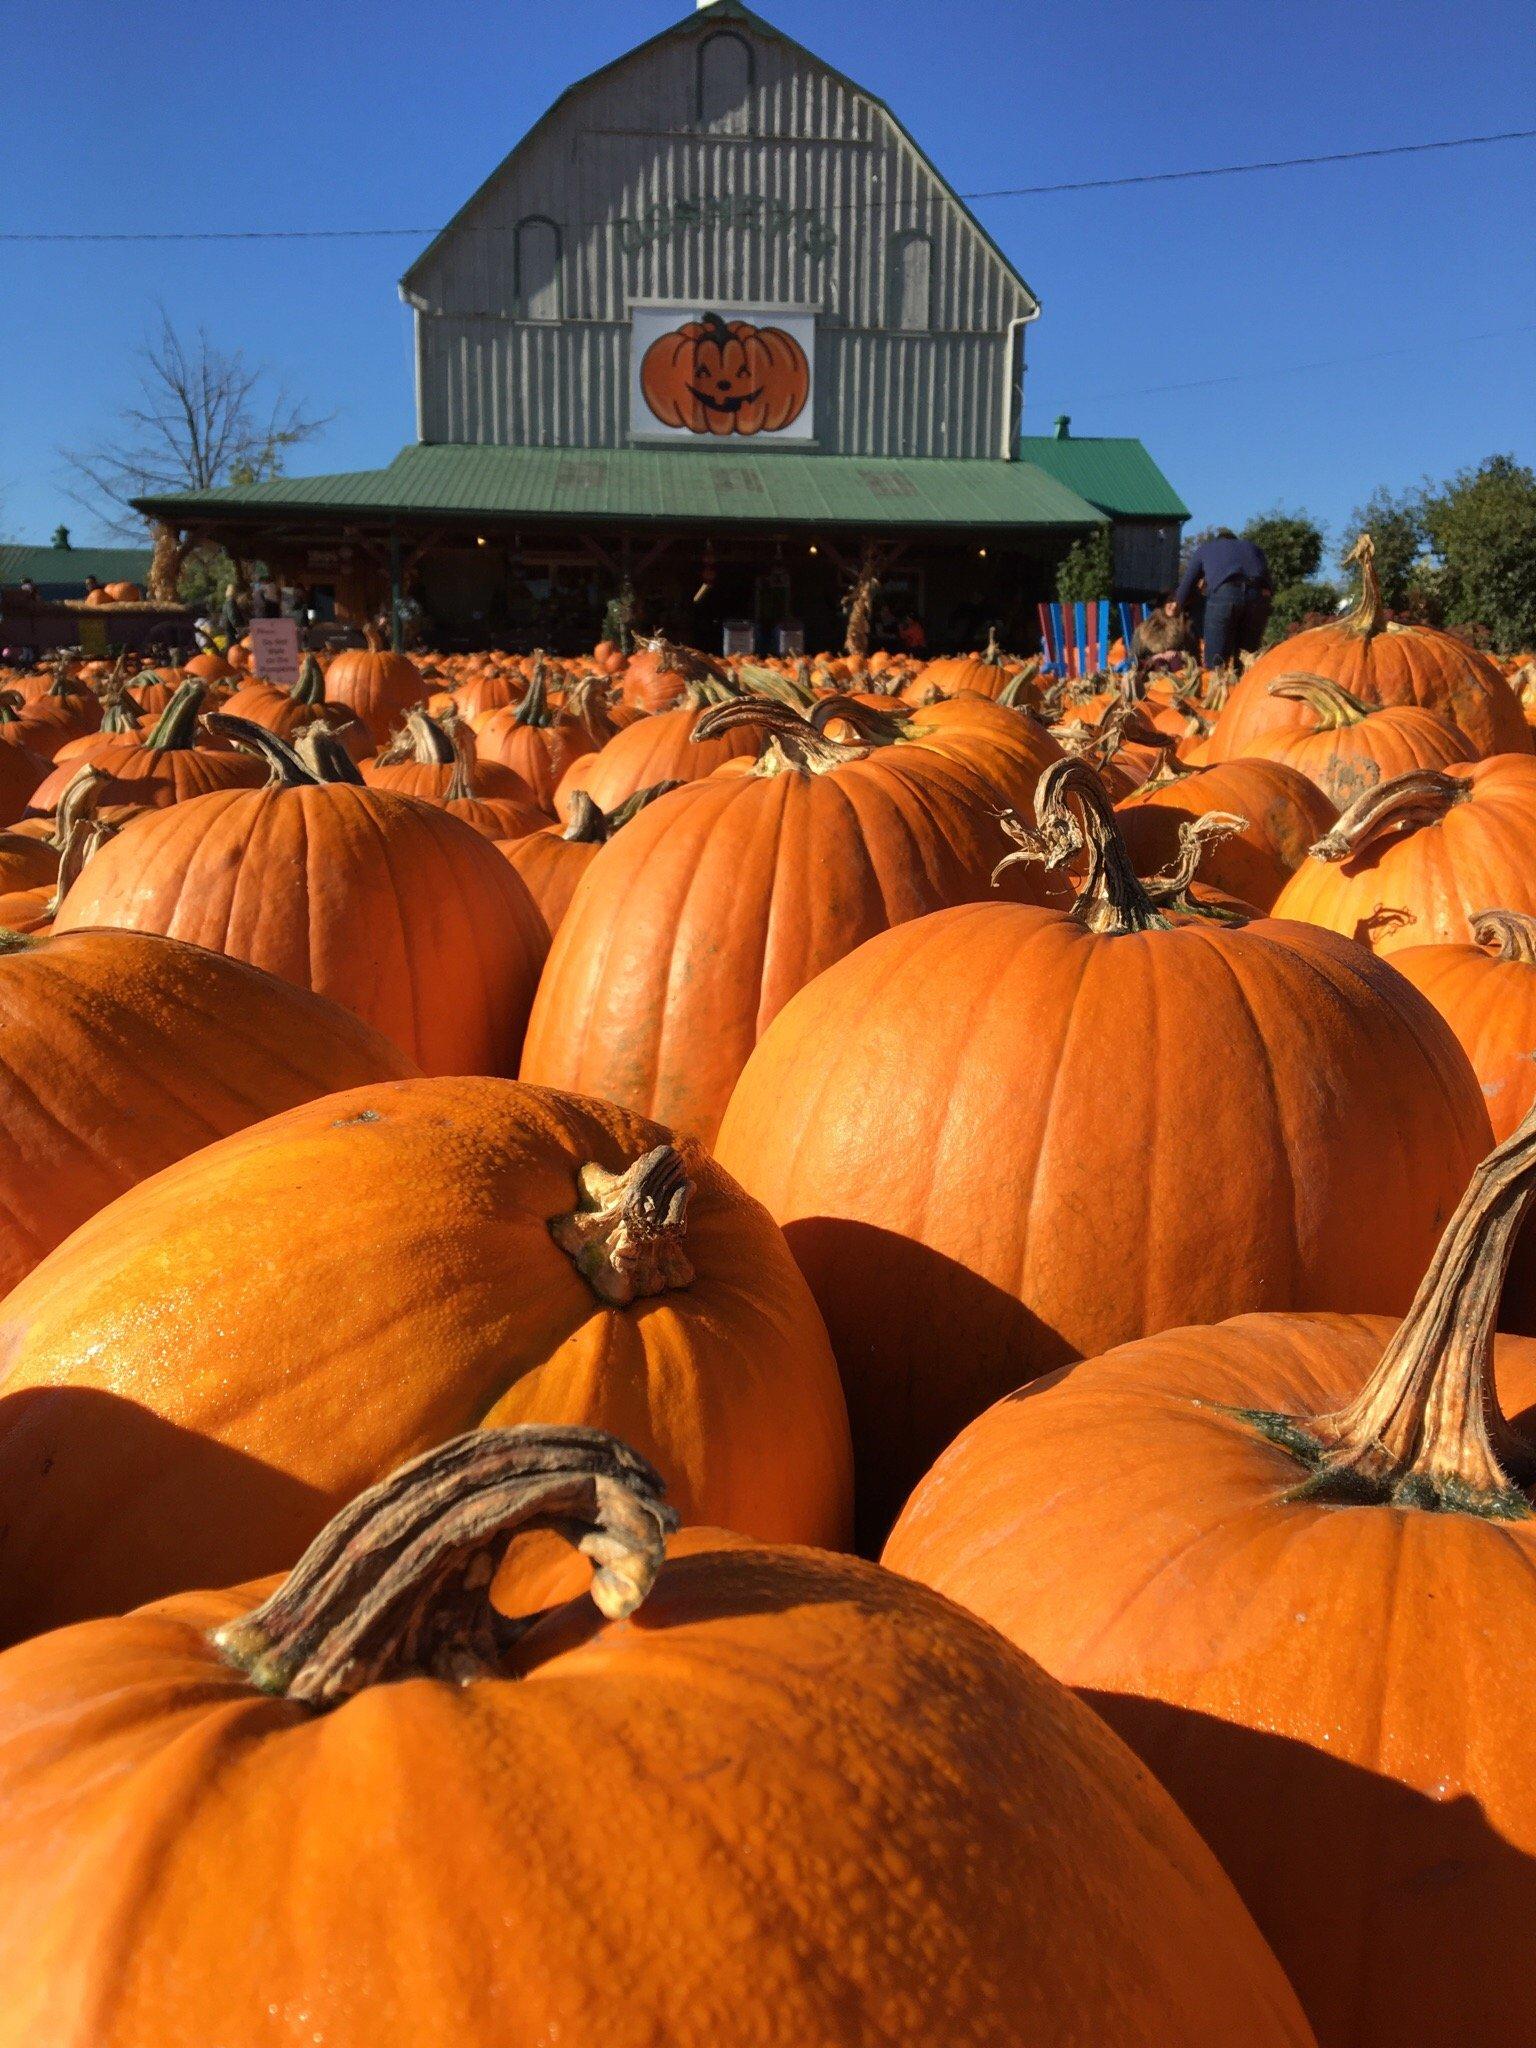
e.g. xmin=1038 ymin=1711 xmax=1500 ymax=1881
xmin=716 ymin=905 xmax=1491 ymax=1543
xmin=0 ymin=1078 xmax=853 ymax=1642
xmin=1236 ymin=699 xmax=1476 ymax=810
xmin=51 ymin=782 xmax=548 ymax=1077
xmin=521 ymin=722 xmax=1057 ymax=1147
xmin=1114 ymin=758 xmax=1337 ymax=912
xmin=1273 ymin=756 xmax=1536 ymax=956
xmin=0 ymin=929 xmax=417 ymax=1297
xmin=884 ymin=1316 xmax=1536 ymax=2048
xmin=0 ymin=1536 xmax=1315 ymax=2048
xmin=640 ymin=312 xmax=810 ymax=437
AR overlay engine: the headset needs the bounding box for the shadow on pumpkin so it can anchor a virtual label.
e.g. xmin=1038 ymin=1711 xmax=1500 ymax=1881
xmin=780 ymin=1219 xmax=1074 ymax=1556
xmin=0 ymin=1385 xmax=329 ymax=1650
xmin=1084 ymin=1690 xmax=1536 ymax=2048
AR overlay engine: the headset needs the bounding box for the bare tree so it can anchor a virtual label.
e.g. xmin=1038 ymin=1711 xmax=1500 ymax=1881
xmin=61 ymin=312 xmax=330 ymax=593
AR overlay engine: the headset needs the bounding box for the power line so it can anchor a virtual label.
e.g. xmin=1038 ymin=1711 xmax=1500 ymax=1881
xmin=3 ymin=126 xmax=1533 ymax=243
xmin=1052 ymin=321 xmax=1536 ymax=406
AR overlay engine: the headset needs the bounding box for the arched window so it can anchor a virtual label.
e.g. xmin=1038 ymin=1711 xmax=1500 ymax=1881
xmin=887 ymin=232 xmax=932 ymax=332
xmin=516 ymin=216 xmax=562 ymax=320
xmin=697 ymin=30 xmax=753 ymax=130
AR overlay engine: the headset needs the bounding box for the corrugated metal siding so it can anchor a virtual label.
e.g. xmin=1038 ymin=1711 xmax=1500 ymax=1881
xmin=405 ymin=18 xmax=1032 ymax=456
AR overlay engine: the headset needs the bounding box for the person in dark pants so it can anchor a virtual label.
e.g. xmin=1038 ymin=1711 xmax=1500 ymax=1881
xmin=1169 ymin=529 xmax=1272 ymax=669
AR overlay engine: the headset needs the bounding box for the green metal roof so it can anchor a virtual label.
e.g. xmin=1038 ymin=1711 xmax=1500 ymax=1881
xmin=400 ymin=1 xmax=1039 ymax=316
xmin=137 ymin=444 xmax=1107 ymax=532
xmin=0 ymin=542 xmax=153 ymax=596
xmin=1014 ymin=436 xmax=1189 ymax=521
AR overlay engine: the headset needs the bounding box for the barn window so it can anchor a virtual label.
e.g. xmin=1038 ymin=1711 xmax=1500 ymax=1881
xmin=516 ymin=216 xmax=562 ymax=320
xmin=697 ymin=30 xmax=753 ymax=130
xmin=887 ymin=232 xmax=932 ymax=331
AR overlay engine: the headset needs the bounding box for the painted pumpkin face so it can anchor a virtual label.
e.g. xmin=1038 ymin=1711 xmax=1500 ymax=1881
xmin=641 ymin=311 xmax=810 ymax=437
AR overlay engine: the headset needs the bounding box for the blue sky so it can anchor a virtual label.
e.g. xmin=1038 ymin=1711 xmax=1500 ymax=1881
xmin=3 ymin=0 xmax=1533 ymax=562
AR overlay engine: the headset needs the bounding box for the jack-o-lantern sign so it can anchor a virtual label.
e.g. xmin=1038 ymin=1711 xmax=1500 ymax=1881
xmin=641 ymin=311 xmax=810 ymax=438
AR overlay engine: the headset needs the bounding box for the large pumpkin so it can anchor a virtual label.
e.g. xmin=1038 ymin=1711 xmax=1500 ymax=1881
xmin=0 ymin=1076 xmax=853 ymax=1642
xmin=885 ymin=1102 xmax=1536 ymax=2048
xmin=715 ymin=757 xmax=1492 ymax=1542
xmin=1114 ymin=756 xmax=1337 ymax=912
xmin=640 ymin=310 xmax=810 ymax=438
xmin=27 ymin=681 xmax=264 ymax=815
xmin=0 ymin=927 xmax=416 ymax=1297
xmin=363 ymin=707 xmax=547 ymax=838
xmin=473 ymin=658 xmax=597 ymax=811
xmin=521 ymin=697 xmax=1062 ymax=1146
xmin=503 ymin=783 xmax=679 ymax=944
xmin=51 ymin=720 xmax=548 ymax=1077
xmin=1272 ymin=757 xmax=1536 ymax=955
xmin=1230 ymin=673 xmax=1476 ymax=807
xmin=555 ymin=695 xmax=766 ymax=812
xmin=0 ymin=1424 xmax=1315 ymax=2048
xmin=1207 ymin=534 xmax=1528 ymax=761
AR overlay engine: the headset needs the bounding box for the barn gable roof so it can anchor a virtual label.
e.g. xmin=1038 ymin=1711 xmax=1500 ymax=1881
xmin=399 ymin=0 xmax=1039 ymax=314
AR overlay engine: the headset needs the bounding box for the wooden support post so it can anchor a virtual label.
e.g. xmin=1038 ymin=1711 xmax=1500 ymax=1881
xmin=389 ymin=528 xmax=403 ymax=654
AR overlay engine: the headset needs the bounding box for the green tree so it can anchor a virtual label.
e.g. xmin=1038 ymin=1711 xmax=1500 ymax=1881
xmin=1241 ymin=510 xmax=1324 ymax=591
xmin=1344 ymin=489 xmax=1422 ymax=610
xmin=1420 ymin=455 xmax=1536 ymax=652
xmin=1262 ymin=580 xmax=1344 ymax=646
xmin=1056 ymin=526 xmax=1113 ymax=603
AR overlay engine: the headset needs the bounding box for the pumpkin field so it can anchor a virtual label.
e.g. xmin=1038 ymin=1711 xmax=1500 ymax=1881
xmin=2 ymin=546 xmax=1536 ymax=2047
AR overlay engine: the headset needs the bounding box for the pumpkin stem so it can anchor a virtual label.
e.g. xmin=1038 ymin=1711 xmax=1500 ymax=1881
xmin=736 ymin=661 xmax=816 ymax=710
xmin=143 ymin=678 xmax=206 ymax=753
xmin=560 ymin=790 xmax=610 ymax=844
xmin=1247 ymin=1102 xmax=1536 ymax=1517
xmin=692 ymin=696 xmax=868 ymax=777
xmin=993 ymin=756 xmax=1171 ymax=934
xmin=1308 ymin=767 xmax=1468 ymax=864
xmin=1343 ymin=532 xmax=1387 ymax=639
xmin=45 ymin=769 xmax=120 ymax=914
xmin=292 ymin=652 xmax=327 ymax=706
xmin=1470 ymin=908 xmax=1536 ymax=966
xmin=1266 ymin=673 xmax=1371 ymax=729
xmin=100 ymin=691 xmax=143 ymax=737
xmin=808 ymin=694 xmax=912 ymax=746
xmin=996 ymin=658 xmax=1042 ymax=710
xmin=1140 ymin=812 xmax=1252 ymax=923
xmin=512 ymin=654 xmax=554 ymax=729
xmin=602 ymin=779 xmax=683 ymax=831
xmin=295 ymin=723 xmax=367 ymax=786
xmin=548 ymin=1146 xmax=696 ymax=1306
xmin=211 ymin=1424 xmax=677 ymax=1709
xmin=205 ymin=713 xmax=317 ymax=786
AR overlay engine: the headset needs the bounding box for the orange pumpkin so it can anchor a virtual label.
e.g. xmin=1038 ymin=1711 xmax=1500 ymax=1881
xmin=323 ymin=647 xmax=424 ymax=747
xmin=521 ymin=698 xmax=1062 ymax=1147
xmin=1273 ymin=757 xmax=1536 ymax=955
xmin=52 ymin=720 xmax=548 ymax=1078
xmin=885 ymin=1102 xmax=1536 ymax=2048
xmin=0 ymin=927 xmax=416 ymax=1297
xmin=1231 ymin=673 xmax=1476 ymax=807
xmin=0 ymin=1076 xmax=853 ymax=1641
xmin=1114 ymin=756 xmax=1337 ymax=912
xmin=362 ymin=708 xmax=547 ymax=837
xmin=502 ymin=783 xmax=679 ymax=944
xmin=715 ymin=757 xmax=1492 ymax=1542
xmin=473 ymin=659 xmax=597 ymax=811
xmin=27 ymin=681 xmax=264 ymax=815
xmin=1207 ymin=534 xmax=1528 ymax=761
xmin=556 ymin=697 xmax=765 ymax=813
xmin=0 ymin=1426 xmax=1311 ymax=2048
xmin=640 ymin=310 xmax=810 ymax=438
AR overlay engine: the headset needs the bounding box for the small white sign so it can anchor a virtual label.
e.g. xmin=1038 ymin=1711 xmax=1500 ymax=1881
xmin=249 ymin=616 xmax=301 ymax=687
xmin=632 ymin=306 xmax=816 ymax=443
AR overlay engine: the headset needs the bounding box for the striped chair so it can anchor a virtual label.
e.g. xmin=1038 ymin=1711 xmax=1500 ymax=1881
xmin=1036 ymin=600 xmax=1146 ymax=677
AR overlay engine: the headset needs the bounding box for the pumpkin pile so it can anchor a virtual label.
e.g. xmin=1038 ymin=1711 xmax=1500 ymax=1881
xmin=2 ymin=535 xmax=1536 ymax=2044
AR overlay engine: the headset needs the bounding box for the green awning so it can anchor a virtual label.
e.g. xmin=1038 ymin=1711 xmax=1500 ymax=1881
xmin=137 ymin=444 xmax=1107 ymax=533
xmin=1014 ymin=436 xmax=1189 ymax=520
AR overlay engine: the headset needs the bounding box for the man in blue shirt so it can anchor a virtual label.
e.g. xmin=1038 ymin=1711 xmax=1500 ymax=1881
xmin=1168 ymin=529 xmax=1273 ymax=669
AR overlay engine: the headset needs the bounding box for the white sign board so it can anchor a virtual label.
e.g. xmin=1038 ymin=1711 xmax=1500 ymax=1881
xmin=249 ymin=616 xmax=301 ymax=687
xmin=722 ymin=619 xmax=757 ymax=656
xmin=632 ymin=307 xmax=815 ymax=443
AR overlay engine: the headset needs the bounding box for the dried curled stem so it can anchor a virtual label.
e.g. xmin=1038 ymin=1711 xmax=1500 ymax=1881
xmin=1470 ymin=909 xmax=1536 ymax=965
xmin=212 ymin=1424 xmax=677 ymax=1709
xmin=549 ymin=1146 xmax=696 ymax=1306
xmin=1246 ymin=1101 xmax=1536 ymax=1516
xmin=1266 ymin=674 xmax=1372 ymax=728
xmin=1141 ymin=812 xmax=1251 ymax=920
xmin=994 ymin=756 xmax=1170 ymax=935
xmin=560 ymin=790 xmax=610 ymax=845
xmin=1308 ymin=768 xmax=1469 ymax=863
xmin=692 ymin=696 xmax=871 ymax=776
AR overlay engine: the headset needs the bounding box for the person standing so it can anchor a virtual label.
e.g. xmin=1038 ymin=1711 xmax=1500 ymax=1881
xmin=1169 ymin=528 xmax=1272 ymax=669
